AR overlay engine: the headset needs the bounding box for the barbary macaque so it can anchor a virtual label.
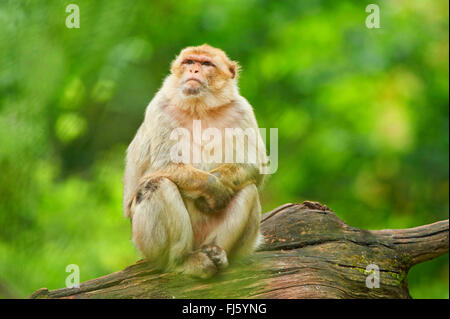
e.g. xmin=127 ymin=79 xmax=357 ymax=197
xmin=123 ymin=44 xmax=268 ymax=278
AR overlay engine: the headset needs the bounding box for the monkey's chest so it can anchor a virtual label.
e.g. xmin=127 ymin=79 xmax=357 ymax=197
xmin=169 ymin=122 xmax=253 ymax=171
xmin=162 ymin=105 xmax=248 ymax=169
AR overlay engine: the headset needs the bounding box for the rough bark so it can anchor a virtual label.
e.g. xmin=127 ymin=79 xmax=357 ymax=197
xmin=30 ymin=201 xmax=449 ymax=299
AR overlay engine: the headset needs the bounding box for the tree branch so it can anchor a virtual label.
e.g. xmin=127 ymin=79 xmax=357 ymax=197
xmin=30 ymin=201 xmax=449 ymax=299
xmin=372 ymin=220 xmax=449 ymax=266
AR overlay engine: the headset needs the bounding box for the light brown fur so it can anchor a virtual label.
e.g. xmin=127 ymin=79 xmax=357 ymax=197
xmin=123 ymin=44 xmax=267 ymax=278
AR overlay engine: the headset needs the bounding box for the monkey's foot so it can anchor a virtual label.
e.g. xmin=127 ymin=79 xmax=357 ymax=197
xmin=176 ymin=245 xmax=228 ymax=279
xmin=201 ymin=244 xmax=229 ymax=270
xmin=176 ymin=250 xmax=218 ymax=279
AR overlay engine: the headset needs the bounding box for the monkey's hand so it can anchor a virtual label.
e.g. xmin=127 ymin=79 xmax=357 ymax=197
xmin=209 ymin=164 xmax=262 ymax=193
xmin=150 ymin=164 xmax=233 ymax=214
xmin=194 ymin=174 xmax=233 ymax=214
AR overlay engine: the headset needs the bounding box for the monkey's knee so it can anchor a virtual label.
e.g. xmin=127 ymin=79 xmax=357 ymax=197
xmin=238 ymin=183 xmax=259 ymax=203
xmin=229 ymin=184 xmax=262 ymax=257
xmin=132 ymin=176 xmax=171 ymax=207
xmin=129 ymin=176 xmax=181 ymax=220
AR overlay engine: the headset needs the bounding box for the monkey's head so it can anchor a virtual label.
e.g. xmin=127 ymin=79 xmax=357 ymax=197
xmin=165 ymin=44 xmax=240 ymax=108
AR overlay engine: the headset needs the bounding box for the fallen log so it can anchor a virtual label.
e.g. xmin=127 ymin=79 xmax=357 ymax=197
xmin=30 ymin=201 xmax=449 ymax=299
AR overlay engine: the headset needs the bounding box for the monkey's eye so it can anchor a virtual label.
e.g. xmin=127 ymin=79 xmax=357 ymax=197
xmin=183 ymin=59 xmax=195 ymax=65
xmin=201 ymin=61 xmax=215 ymax=67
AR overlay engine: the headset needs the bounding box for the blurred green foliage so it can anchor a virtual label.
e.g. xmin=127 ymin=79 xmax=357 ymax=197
xmin=0 ymin=0 xmax=448 ymax=298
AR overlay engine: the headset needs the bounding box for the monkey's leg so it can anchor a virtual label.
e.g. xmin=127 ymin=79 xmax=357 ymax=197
xmin=204 ymin=184 xmax=263 ymax=259
xmin=131 ymin=177 xmax=194 ymax=270
xmin=131 ymin=177 xmax=220 ymax=278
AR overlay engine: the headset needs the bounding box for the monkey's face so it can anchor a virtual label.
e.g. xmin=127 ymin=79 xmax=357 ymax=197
xmin=171 ymin=45 xmax=238 ymax=99
xmin=178 ymin=54 xmax=215 ymax=96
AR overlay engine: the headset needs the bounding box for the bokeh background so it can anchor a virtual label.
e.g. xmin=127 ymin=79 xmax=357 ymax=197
xmin=0 ymin=0 xmax=448 ymax=298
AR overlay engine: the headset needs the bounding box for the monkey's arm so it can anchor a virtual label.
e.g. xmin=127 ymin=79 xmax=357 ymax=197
xmin=209 ymin=108 xmax=267 ymax=192
xmin=123 ymin=124 xmax=151 ymax=218
xmin=209 ymin=163 xmax=263 ymax=193
xmin=148 ymin=163 xmax=233 ymax=213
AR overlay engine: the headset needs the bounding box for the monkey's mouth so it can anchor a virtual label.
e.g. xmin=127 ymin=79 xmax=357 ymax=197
xmin=185 ymin=78 xmax=203 ymax=84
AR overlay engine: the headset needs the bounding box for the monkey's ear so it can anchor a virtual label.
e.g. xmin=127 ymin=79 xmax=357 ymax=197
xmin=228 ymin=62 xmax=240 ymax=79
